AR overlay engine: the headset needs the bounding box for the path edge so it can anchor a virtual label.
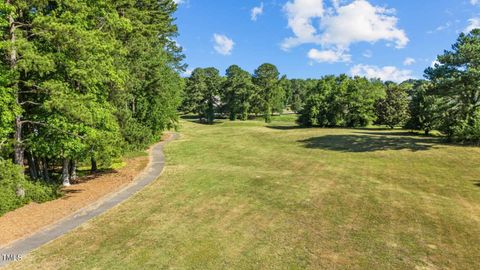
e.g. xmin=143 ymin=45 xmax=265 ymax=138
xmin=0 ymin=132 xmax=179 ymax=268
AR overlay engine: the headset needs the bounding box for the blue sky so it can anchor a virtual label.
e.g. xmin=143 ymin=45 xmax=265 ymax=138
xmin=174 ymin=0 xmax=480 ymax=82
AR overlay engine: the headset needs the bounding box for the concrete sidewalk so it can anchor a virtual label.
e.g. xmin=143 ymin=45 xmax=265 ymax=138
xmin=0 ymin=133 xmax=178 ymax=268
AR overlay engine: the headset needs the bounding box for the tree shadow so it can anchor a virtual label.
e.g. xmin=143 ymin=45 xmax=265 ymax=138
xmin=187 ymin=120 xmax=224 ymax=125
xmin=180 ymin=115 xmax=199 ymax=120
xmin=267 ymin=125 xmax=308 ymax=130
xmin=73 ymin=169 xmax=118 ymax=184
xmin=474 ymin=181 xmax=480 ymax=188
xmin=61 ymin=188 xmax=85 ymax=199
xmin=298 ymin=133 xmax=440 ymax=152
xmin=355 ymin=131 xmax=439 ymax=138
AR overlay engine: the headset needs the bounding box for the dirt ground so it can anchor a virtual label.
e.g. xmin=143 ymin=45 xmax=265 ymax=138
xmin=0 ymin=155 xmax=149 ymax=247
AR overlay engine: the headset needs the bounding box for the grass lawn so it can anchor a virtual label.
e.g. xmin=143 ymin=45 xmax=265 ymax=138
xmin=7 ymin=116 xmax=480 ymax=269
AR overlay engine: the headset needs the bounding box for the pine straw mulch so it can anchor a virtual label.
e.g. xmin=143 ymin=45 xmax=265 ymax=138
xmin=0 ymin=155 xmax=150 ymax=248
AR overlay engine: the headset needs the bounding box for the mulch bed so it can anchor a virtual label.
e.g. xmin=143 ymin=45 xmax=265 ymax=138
xmin=0 ymin=156 xmax=149 ymax=247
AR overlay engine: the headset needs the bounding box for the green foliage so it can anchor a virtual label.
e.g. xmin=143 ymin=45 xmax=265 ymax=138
xmin=298 ymin=75 xmax=385 ymax=127
xmin=425 ymin=29 xmax=480 ymax=142
xmin=375 ymin=84 xmax=409 ymax=129
xmin=222 ymin=65 xmax=257 ymax=121
xmin=0 ymin=0 xmax=184 ymax=198
xmin=450 ymin=119 xmax=480 ymax=144
xmin=253 ymin=63 xmax=285 ymax=123
xmin=0 ymin=159 xmax=60 ymax=216
xmin=284 ymin=79 xmax=317 ymax=113
xmin=405 ymin=81 xmax=441 ymax=134
xmin=182 ymin=67 xmax=222 ymax=124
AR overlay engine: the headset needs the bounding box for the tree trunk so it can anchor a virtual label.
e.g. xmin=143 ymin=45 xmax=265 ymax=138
xmin=27 ymin=152 xmax=38 ymax=180
xmin=61 ymin=158 xmax=70 ymax=187
xmin=36 ymin=158 xmax=44 ymax=180
xmin=35 ymin=156 xmax=42 ymax=179
xmin=229 ymin=111 xmax=236 ymax=121
xmin=207 ymin=102 xmax=215 ymax=124
xmin=425 ymin=130 xmax=430 ymax=136
xmin=69 ymin=159 xmax=77 ymax=182
xmin=14 ymin=117 xmax=24 ymax=165
xmin=264 ymin=105 xmax=272 ymax=123
xmin=42 ymin=158 xmax=50 ymax=182
xmin=91 ymin=157 xmax=97 ymax=173
xmin=8 ymin=3 xmax=24 ymax=166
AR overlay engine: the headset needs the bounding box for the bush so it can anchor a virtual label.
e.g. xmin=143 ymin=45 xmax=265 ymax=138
xmin=450 ymin=120 xmax=480 ymax=145
xmin=0 ymin=159 xmax=60 ymax=216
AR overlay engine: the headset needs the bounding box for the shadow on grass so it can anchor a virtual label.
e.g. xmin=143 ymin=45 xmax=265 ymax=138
xmin=188 ymin=120 xmax=224 ymax=125
xmin=180 ymin=115 xmax=199 ymax=120
xmin=298 ymin=134 xmax=440 ymax=152
xmin=267 ymin=125 xmax=414 ymax=132
xmin=474 ymin=181 xmax=480 ymax=188
xmin=267 ymin=125 xmax=307 ymax=130
xmin=355 ymin=131 xmax=439 ymax=137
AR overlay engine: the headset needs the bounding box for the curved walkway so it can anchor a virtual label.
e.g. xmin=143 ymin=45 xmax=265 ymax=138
xmin=0 ymin=133 xmax=178 ymax=268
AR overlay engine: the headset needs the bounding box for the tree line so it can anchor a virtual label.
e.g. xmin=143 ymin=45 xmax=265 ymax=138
xmin=0 ymin=0 xmax=184 ymax=203
xmin=182 ymin=63 xmax=287 ymax=124
xmin=183 ymin=30 xmax=480 ymax=144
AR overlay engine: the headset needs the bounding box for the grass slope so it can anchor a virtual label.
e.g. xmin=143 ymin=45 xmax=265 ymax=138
xmin=7 ymin=116 xmax=480 ymax=269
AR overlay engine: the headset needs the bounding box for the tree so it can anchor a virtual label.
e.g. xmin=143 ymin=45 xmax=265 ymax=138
xmin=183 ymin=68 xmax=207 ymax=116
xmin=223 ymin=65 xmax=256 ymax=121
xmin=425 ymin=29 xmax=480 ymax=142
xmin=111 ymin=0 xmax=184 ymax=150
xmin=297 ymin=75 xmax=385 ymax=127
xmin=375 ymin=84 xmax=409 ymax=129
xmin=405 ymin=81 xmax=441 ymax=135
xmin=0 ymin=0 xmax=185 ymax=187
xmin=183 ymin=67 xmax=222 ymax=124
xmin=344 ymin=77 xmax=385 ymax=127
xmin=286 ymin=79 xmax=317 ymax=113
xmin=253 ymin=63 xmax=285 ymax=123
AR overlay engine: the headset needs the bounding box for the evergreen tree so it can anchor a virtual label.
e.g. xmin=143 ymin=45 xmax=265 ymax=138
xmin=375 ymin=84 xmax=409 ymax=129
xmin=405 ymin=81 xmax=441 ymax=135
xmin=183 ymin=67 xmax=222 ymax=124
xmin=0 ymin=0 xmax=185 ymax=185
xmin=425 ymin=29 xmax=480 ymax=142
xmin=253 ymin=63 xmax=285 ymax=123
xmin=223 ymin=65 xmax=256 ymax=121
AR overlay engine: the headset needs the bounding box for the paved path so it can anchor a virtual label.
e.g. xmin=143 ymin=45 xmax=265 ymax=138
xmin=0 ymin=133 xmax=179 ymax=268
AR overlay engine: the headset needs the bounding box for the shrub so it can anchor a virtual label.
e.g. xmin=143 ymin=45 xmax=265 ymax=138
xmin=0 ymin=159 xmax=60 ymax=216
xmin=450 ymin=119 xmax=480 ymax=145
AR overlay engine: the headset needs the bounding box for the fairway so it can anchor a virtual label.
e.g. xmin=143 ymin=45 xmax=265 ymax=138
xmin=7 ymin=117 xmax=480 ymax=269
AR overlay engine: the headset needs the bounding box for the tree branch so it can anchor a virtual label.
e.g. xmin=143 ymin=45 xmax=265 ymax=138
xmin=12 ymin=22 xmax=31 ymax=28
xmin=20 ymin=101 xmax=41 ymax=106
xmin=20 ymin=121 xmax=85 ymax=139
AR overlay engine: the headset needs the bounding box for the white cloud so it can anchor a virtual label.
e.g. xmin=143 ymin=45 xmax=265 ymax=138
xmin=282 ymin=0 xmax=325 ymax=49
xmin=363 ymin=50 xmax=373 ymax=58
xmin=428 ymin=21 xmax=452 ymax=33
xmin=308 ymin=48 xmax=351 ymax=63
xmin=282 ymin=0 xmax=408 ymax=63
xmin=251 ymin=3 xmax=264 ymax=21
xmin=350 ymin=64 xmax=413 ymax=83
xmin=213 ymin=34 xmax=235 ymax=55
xmin=465 ymin=18 xmax=480 ymax=33
xmin=319 ymin=1 xmax=409 ymax=49
xmin=173 ymin=0 xmax=184 ymax=4
xmin=471 ymin=0 xmax=479 ymax=5
xmin=403 ymin=57 xmax=416 ymax=66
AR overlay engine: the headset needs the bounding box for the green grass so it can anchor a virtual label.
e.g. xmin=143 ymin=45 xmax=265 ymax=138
xmin=76 ymin=150 xmax=148 ymax=176
xmin=8 ymin=117 xmax=480 ymax=269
